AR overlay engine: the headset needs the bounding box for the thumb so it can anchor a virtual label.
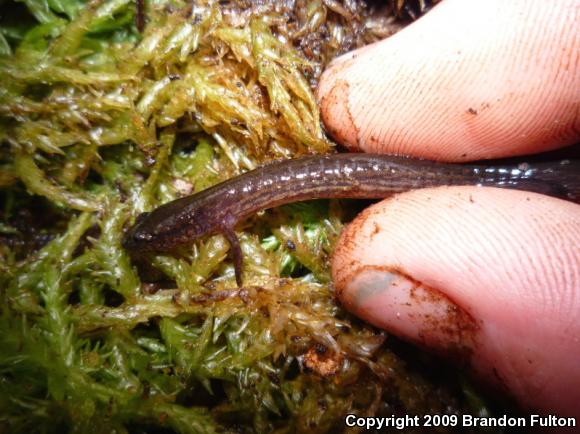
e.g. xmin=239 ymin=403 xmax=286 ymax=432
xmin=317 ymin=0 xmax=580 ymax=161
xmin=332 ymin=187 xmax=580 ymax=416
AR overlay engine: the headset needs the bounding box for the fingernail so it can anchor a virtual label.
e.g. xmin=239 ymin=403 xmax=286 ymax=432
xmin=341 ymin=269 xmax=479 ymax=359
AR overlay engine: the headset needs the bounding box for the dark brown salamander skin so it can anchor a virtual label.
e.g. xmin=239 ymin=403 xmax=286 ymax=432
xmin=123 ymin=154 xmax=580 ymax=286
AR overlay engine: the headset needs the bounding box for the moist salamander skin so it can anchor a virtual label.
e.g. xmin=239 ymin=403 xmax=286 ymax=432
xmin=123 ymin=153 xmax=580 ymax=285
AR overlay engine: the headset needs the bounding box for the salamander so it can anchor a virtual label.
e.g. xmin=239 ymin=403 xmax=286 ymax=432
xmin=123 ymin=154 xmax=580 ymax=286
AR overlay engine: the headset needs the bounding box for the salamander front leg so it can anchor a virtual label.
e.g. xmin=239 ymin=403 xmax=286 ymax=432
xmin=223 ymin=227 xmax=243 ymax=287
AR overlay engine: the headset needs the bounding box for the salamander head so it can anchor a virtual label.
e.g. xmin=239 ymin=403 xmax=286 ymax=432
xmin=122 ymin=211 xmax=157 ymax=252
xmin=122 ymin=197 xmax=213 ymax=253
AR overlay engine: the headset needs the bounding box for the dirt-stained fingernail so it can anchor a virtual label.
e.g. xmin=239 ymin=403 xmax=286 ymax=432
xmin=340 ymin=268 xmax=480 ymax=363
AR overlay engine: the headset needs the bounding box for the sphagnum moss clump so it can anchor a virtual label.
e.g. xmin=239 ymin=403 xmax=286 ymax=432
xmin=0 ymin=0 xmax=491 ymax=433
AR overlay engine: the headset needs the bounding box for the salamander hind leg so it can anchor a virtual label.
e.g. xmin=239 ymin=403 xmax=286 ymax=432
xmin=223 ymin=226 xmax=244 ymax=287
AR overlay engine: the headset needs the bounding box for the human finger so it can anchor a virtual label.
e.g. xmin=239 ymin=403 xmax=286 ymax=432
xmin=318 ymin=0 xmax=580 ymax=161
xmin=333 ymin=186 xmax=580 ymax=415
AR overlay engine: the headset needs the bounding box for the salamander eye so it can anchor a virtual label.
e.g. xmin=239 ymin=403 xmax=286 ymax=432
xmin=122 ymin=228 xmax=152 ymax=250
xmin=123 ymin=214 xmax=153 ymax=249
xmin=134 ymin=231 xmax=153 ymax=242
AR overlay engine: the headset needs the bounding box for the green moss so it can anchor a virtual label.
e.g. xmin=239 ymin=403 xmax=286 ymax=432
xmin=0 ymin=0 xmax=493 ymax=432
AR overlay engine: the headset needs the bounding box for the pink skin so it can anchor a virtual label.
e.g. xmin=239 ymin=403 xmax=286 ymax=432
xmin=318 ymin=0 xmax=580 ymax=418
xmin=333 ymin=188 xmax=580 ymax=416
xmin=318 ymin=0 xmax=579 ymax=162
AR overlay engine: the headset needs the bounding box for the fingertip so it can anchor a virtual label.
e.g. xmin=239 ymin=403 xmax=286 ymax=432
xmin=339 ymin=267 xmax=480 ymax=365
xmin=333 ymin=186 xmax=580 ymax=415
xmin=319 ymin=78 xmax=360 ymax=151
xmin=318 ymin=0 xmax=580 ymax=161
